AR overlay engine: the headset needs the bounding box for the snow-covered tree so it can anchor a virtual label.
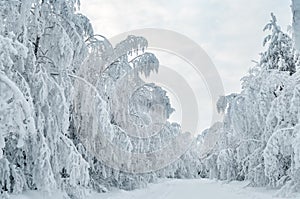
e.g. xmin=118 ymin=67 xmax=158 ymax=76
xmin=200 ymin=12 xmax=300 ymax=193
xmin=3 ymin=0 xmax=300 ymax=198
xmin=262 ymin=13 xmax=297 ymax=75
xmin=73 ymin=30 xmax=200 ymax=191
xmin=0 ymin=0 xmax=93 ymax=198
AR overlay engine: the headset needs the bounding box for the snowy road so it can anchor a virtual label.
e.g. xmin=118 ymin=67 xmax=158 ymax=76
xmin=91 ymin=179 xmax=299 ymax=199
xmin=14 ymin=179 xmax=300 ymax=199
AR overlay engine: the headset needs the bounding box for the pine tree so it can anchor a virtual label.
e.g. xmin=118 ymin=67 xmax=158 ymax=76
xmin=262 ymin=13 xmax=297 ymax=75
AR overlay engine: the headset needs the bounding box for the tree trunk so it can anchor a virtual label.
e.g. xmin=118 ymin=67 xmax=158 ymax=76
xmin=292 ymin=0 xmax=300 ymax=50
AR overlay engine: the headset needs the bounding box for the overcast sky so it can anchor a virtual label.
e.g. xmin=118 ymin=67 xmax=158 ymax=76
xmin=80 ymin=0 xmax=292 ymax=93
xmin=80 ymin=0 xmax=292 ymax=132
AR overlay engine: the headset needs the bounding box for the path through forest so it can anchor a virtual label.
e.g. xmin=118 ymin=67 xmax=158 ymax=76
xmin=91 ymin=179 xmax=299 ymax=199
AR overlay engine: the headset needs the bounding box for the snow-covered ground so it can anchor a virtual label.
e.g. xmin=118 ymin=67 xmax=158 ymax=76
xmin=94 ymin=179 xmax=300 ymax=199
xmin=13 ymin=179 xmax=300 ymax=199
